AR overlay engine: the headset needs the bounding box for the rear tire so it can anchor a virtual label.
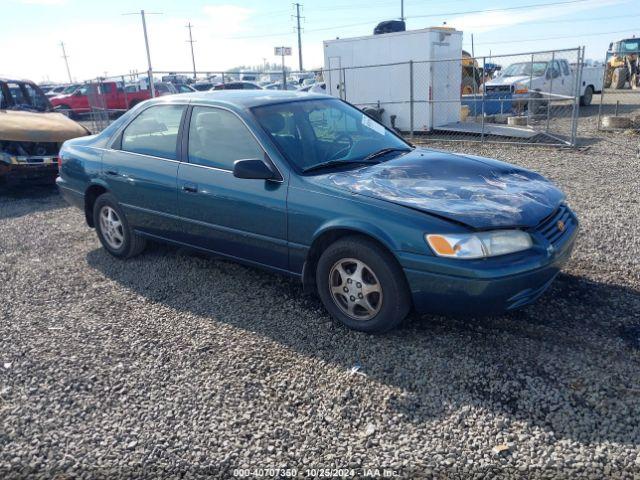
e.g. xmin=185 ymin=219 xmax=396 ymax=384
xmin=93 ymin=193 xmax=146 ymax=258
xmin=579 ymin=86 xmax=593 ymax=106
xmin=315 ymin=236 xmax=411 ymax=333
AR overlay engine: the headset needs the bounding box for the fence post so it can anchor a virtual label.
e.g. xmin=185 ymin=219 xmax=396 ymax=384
xmin=481 ymin=57 xmax=486 ymax=144
xmin=597 ymin=48 xmax=609 ymax=131
xmin=409 ymin=60 xmax=414 ymax=140
xmin=569 ymin=47 xmax=583 ymax=147
xmin=546 ymin=51 xmax=555 ymax=133
xmin=528 ymin=54 xmax=535 ymax=122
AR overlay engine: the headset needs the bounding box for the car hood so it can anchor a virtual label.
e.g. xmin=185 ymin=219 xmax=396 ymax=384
xmin=486 ymin=75 xmax=531 ymax=86
xmin=321 ymin=149 xmax=565 ymax=229
xmin=0 ymin=110 xmax=89 ymax=143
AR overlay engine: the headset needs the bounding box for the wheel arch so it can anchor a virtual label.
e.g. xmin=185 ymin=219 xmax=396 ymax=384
xmin=84 ymin=181 xmax=110 ymax=227
xmin=301 ymin=222 xmax=402 ymax=295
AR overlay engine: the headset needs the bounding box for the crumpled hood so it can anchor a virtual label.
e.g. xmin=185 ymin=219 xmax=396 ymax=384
xmin=323 ymin=149 xmax=565 ymax=229
xmin=0 ymin=110 xmax=89 ymax=143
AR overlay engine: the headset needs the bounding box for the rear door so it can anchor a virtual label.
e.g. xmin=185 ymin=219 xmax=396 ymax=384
xmin=176 ymin=105 xmax=288 ymax=270
xmin=102 ymin=103 xmax=186 ymax=238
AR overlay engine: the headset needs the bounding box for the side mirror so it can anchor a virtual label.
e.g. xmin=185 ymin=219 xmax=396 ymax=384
xmin=74 ymin=90 xmax=82 ymax=96
xmin=233 ymin=158 xmax=278 ymax=180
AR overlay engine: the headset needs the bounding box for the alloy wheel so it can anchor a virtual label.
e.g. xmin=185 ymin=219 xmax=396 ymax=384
xmin=99 ymin=206 xmax=124 ymax=250
xmin=328 ymin=258 xmax=383 ymax=320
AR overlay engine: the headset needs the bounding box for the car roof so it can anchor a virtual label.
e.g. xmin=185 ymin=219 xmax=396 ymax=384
xmin=152 ymin=90 xmax=329 ymax=109
xmin=0 ymin=78 xmax=37 ymax=84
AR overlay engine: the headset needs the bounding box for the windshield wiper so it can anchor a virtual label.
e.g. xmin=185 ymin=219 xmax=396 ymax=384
xmin=362 ymin=147 xmax=412 ymax=162
xmin=302 ymin=159 xmax=377 ymax=173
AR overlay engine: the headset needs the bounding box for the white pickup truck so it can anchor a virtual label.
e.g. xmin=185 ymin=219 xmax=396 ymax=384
xmin=483 ymin=58 xmax=603 ymax=107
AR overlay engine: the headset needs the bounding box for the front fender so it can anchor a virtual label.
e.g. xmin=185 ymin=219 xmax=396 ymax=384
xmin=311 ymin=217 xmax=401 ymax=252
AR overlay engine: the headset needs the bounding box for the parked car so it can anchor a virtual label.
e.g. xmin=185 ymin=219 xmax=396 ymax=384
xmin=211 ymin=81 xmax=262 ymax=90
xmin=264 ymin=82 xmax=299 ymax=91
xmin=45 ymin=85 xmax=69 ymax=97
xmin=1 ymin=78 xmax=90 ymax=186
xmin=50 ymin=81 xmax=175 ymax=117
xmin=300 ymin=82 xmax=326 ymax=93
xmin=57 ymin=91 xmax=578 ymax=333
xmin=483 ymin=59 xmax=603 ymax=108
xmin=52 ymin=84 xmax=81 ymax=98
xmin=192 ymin=81 xmax=216 ymax=91
xmin=175 ymin=84 xmax=196 ymax=93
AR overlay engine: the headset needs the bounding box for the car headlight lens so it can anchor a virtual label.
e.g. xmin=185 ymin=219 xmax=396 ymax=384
xmin=514 ymin=83 xmax=529 ymax=94
xmin=426 ymin=230 xmax=533 ymax=259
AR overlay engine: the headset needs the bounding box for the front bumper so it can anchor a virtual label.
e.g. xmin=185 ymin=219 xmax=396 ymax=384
xmin=399 ymin=218 xmax=579 ymax=316
xmin=0 ymin=160 xmax=58 ymax=185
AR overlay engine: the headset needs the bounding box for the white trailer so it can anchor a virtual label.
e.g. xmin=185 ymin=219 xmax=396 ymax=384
xmin=323 ymin=27 xmax=463 ymax=132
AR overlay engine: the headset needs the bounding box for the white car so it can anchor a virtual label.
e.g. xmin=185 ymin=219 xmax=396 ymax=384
xmin=484 ymin=59 xmax=603 ymax=107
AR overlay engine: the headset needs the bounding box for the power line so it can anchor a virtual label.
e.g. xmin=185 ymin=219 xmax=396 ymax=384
xmin=60 ymin=41 xmax=72 ymax=83
xmin=470 ymin=27 xmax=640 ymax=46
xmin=410 ymin=0 xmax=591 ymax=19
xmin=457 ymin=13 xmax=640 ymax=30
xmin=293 ymin=3 xmax=304 ymax=71
xmin=186 ymin=22 xmax=196 ymax=79
xmin=227 ymin=0 xmax=595 ymax=39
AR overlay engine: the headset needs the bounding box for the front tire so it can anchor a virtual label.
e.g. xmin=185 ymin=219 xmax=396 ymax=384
xmin=93 ymin=193 xmax=146 ymax=258
xmin=613 ymin=67 xmax=627 ymax=89
xmin=316 ymin=236 xmax=411 ymax=333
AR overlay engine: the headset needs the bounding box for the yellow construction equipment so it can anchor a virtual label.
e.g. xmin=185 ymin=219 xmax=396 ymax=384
xmin=604 ymin=37 xmax=640 ymax=89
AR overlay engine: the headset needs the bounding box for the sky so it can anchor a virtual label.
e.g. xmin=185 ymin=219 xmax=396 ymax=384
xmin=1 ymin=0 xmax=638 ymax=83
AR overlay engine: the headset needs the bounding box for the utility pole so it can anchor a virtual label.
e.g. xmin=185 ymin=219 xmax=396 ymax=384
xmin=293 ymin=3 xmax=304 ymax=71
xmin=186 ymin=22 xmax=197 ymax=79
xmin=60 ymin=41 xmax=72 ymax=83
xmin=124 ymin=10 xmax=161 ymax=98
xmin=400 ymin=0 xmax=405 ymax=22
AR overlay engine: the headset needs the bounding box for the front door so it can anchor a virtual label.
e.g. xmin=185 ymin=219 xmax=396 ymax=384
xmin=176 ymin=106 xmax=288 ymax=270
xmin=102 ymin=103 xmax=186 ymax=238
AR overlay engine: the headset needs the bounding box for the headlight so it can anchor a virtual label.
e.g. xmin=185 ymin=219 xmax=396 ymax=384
xmin=514 ymin=83 xmax=529 ymax=94
xmin=426 ymin=230 xmax=533 ymax=259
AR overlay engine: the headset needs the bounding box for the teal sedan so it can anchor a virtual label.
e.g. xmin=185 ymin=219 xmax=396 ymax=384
xmin=57 ymin=91 xmax=578 ymax=332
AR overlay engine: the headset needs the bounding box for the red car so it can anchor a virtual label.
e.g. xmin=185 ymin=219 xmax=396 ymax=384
xmin=50 ymin=81 xmax=175 ymax=117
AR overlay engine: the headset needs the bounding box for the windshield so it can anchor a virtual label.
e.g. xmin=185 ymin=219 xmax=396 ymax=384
xmin=253 ymin=98 xmax=410 ymax=172
xmin=62 ymin=84 xmax=79 ymax=94
xmin=620 ymin=40 xmax=640 ymax=53
xmin=502 ymin=62 xmax=548 ymax=77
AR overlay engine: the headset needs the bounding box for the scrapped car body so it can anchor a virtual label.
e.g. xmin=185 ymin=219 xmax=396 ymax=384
xmin=57 ymin=91 xmax=578 ymax=332
xmin=1 ymin=79 xmax=90 ymax=185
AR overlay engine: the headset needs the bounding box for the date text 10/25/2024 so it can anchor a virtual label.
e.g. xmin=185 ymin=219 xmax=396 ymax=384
xmin=232 ymin=467 xmax=401 ymax=477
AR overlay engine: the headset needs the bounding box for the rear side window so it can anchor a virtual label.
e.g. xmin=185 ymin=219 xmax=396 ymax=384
xmin=22 ymin=83 xmax=50 ymax=111
xmin=121 ymin=105 xmax=185 ymax=160
xmin=7 ymin=83 xmax=27 ymax=105
xmin=188 ymin=106 xmax=262 ymax=170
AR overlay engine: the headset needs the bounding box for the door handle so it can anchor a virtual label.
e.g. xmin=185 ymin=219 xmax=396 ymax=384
xmin=182 ymin=183 xmax=198 ymax=193
xmin=105 ymin=170 xmax=120 ymax=176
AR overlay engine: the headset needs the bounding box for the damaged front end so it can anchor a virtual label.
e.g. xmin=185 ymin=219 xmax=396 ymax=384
xmin=0 ymin=140 xmax=60 ymax=186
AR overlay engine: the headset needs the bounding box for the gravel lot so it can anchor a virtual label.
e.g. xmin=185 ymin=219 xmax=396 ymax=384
xmin=1 ymin=130 xmax=640 ymax=478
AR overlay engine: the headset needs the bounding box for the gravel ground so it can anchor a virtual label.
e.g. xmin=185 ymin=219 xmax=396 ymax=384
xmin=1 ymin=132 xmax=640 ymax=479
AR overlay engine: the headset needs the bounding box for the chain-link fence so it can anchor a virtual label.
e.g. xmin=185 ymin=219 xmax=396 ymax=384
xmin=59 ymin=48 xmax=590 ymax=149
xmin=324 ymin=47 xmax=584 ymax=147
